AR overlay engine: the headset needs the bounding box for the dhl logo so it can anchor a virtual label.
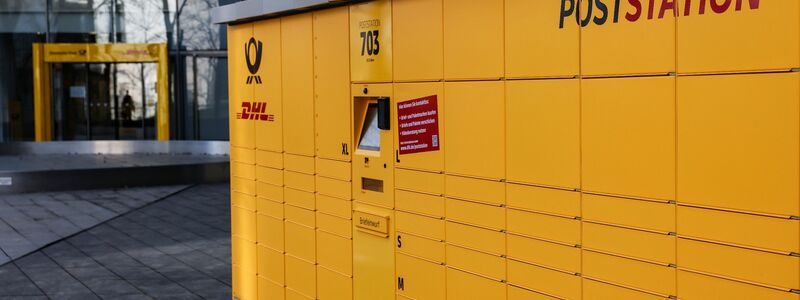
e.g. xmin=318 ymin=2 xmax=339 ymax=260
xmin=236 ymin=101 xmax=274 ymax=121
xmin=560 ymin=0 xmax=761 ymax=28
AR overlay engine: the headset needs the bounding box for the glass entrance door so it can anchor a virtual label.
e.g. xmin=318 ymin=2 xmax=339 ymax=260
xmin=52 ymin=62 xmax=157 ymax=140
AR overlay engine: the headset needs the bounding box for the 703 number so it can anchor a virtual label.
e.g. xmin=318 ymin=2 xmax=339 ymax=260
xmin=360 ymin=30 xmax=380 ymax=56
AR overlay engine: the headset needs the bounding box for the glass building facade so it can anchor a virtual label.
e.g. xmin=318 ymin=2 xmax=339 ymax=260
xmin=0 ymin=0 xmax=234 ymax=142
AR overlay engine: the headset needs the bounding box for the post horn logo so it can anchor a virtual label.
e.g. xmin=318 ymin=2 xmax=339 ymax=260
xmin=245 ymin=37 xmax=263 ymax=84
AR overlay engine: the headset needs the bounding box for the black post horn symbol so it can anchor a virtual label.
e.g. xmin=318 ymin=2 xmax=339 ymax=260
xmin=245 ymin=37 xmax=263 ymax=84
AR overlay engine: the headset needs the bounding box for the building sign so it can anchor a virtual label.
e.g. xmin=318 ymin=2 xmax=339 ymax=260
xmin=349 ymin=0 xmax=392 ymax=82
xmin=245 ymin=37 xmax=263 ymax=84
xmin=560 ymin=0 xmax=761 ymax=28
xmin=397 ymin=95 xmax=440 ymax=155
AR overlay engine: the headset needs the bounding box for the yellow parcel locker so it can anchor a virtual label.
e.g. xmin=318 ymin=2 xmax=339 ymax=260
xmin=443 ymin=81 xmax=505 ymax=179
xmin=317 ymin=265 xmax=353 ymax=300
xmin=678 ymin=270 xmax=800 ymax=300
xmin=582 ymin=76 xmax=675 ymax=201
xmin=677 ymin=73 xmax=800 ymax=217
xmin=507 ymin=234 xmax=581 ymax=274
xmin=256 ymin=149 xmax=282 ymax=169
xmin=445 ymin=221 xmax=505 ymax=256
xmin=507 ymin=208 xmax=580 ymax=246
xmin=393 ymin=82 xmax=445 ymax=172
xmin=258 ymin=276 xmax=285 ymax=300
xmin=257 ymin=214 xmax=285 ymax=252
xmin=284 ymin=220 xmax=316 ymax=263
xmin=228 ymin=23 xmax=255 ymax=149
xmin=445 ymin=175 xmax=505 ymax=206
xmin=395 ymin=231 xmax=445 ymax=263
xmin=446 ymin=268 xmax=506 ymax=300
xmin=253 ymin=19 xmax=283 ymax=152
xmin=445 ymin=198 xmax=505 ymax=231
xmin=508 ymin=285 xmax=560 ymax=300
xmin=350 ymin=0 xmax=392 ymax=82
xmin=395 ymin=168 xmax=444 ymax=195
xmin=314 ymin=7 xmax=352 ymax=161
xmin=582 ymin=278 xmax=665 ymax=300
xmin=392 ymin=0 xmax=443 ymax=81
xmin=582 ymin=222 xmax=676 ymax=265
xmin=315 ymin=158 xmax=351 ymax=181
xmin=396 ymin=252 xmax=446 ymax=300
xmin=579 ymin=0 xmax=675 ymax=76
xmin=677 ymin=0 xmax=800 ymax=74
xmin=582 ymin=193 xmax=675 ymax=233
xmin=281 ymin=14 xmax=315 ymax=156
xmin=316 ymin=230 xmax=353 ymax=276
xmin=582 ymin=250 xmax=676 ymax=297
xmin=442 ymin=0 xmax=503 ymax=80
xmin=505 ymin=0 xmax=579 ymax=78
xmin=285 ymin=254 xmax=317 ymax=299
xmin=507 ymin=259 xmax=582 ymax=300
xmin=506 ymin=184 xmax=580 ymax=219
xmin=445 ymin=244 xmax=505 ymax=281
xmin=257 ymin=245 xmax=285 ymax=285
xmin=395 ymin=210 xmax=445 ymax=241
xmin=395 ymin=189 xmax=445 ymax=218
xmin=506 ymin=79 xmax=579 ymax=189
xmin=232 ymin=206 xmax=257 ymax=242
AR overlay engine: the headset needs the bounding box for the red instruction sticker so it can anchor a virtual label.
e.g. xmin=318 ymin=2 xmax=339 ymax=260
xmin=397 ymin=95 xmax=440 ymax=155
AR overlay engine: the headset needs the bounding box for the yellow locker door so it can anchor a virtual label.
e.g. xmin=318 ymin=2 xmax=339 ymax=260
xmin=393 ymin=0 xmax=443 ymax=81
xmin=228 ymin=23 xmax=255 ymax=150
xmin=314 ymin=7 xmax=352 ymax=161
xmin=396 ymin=253 xmax=446 ymax=299
xmin=349 ymin=0 xmax=393 ymax=83
xmin=505 ymin=0 xmax=579 ymax=79
xmin=677 ymin=0 xmax=800 ymax=74
xmin=442 ymin=0 xmax=503 ymax=80
xmin=677 ymin=73 xmax=800 ymax=217
xmin=394 ymin=82 xmax=444 ymax=172
xmin=443 ymin=81 xmax=505 ymax=180
xmin=581 ymin=76 xmax=675 ymax=201
xmin=281 ymin=14 xmax=315 ymax=156
xmin=506 ymin=79 xmax=579 ymax=189
xmin=579 ymin=0 xmax=675 ymax=76
xmin=253 ymin=19 xmax=283 ymax=153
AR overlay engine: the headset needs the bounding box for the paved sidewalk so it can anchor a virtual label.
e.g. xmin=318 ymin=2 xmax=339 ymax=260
xmin=0 ymin=184 xmax=232 ymax=299
xmin=0 ymin=185 xmax=188 ymax=265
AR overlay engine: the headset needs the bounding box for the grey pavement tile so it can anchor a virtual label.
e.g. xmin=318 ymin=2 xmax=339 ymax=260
xmin=64 ymin=267 xmax=120 ymax=281
xmin=19 ymin=267 xmax=94 ymax=296
xmin=13 ymin=252 xmax=59 ymax=270
xmin=126 ymin=279 xmax=196 ymax=298
xmin=79 ymin=278 xmax=141 ymax=296
xmin=0 ymin=264 xmax=44 ymax=296
xmin=0 ymin=296 xmax=49 ymax=300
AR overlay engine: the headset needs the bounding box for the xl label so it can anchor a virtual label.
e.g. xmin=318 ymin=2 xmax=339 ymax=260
xmin=397 ymin=95 xmax=440 ymax=155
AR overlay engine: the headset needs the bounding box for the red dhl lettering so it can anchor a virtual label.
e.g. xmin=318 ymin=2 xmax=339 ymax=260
xmin=236 ymin=101 xmax=275 ymax=121
xmin=560 ymin=0 xmax=760 ymax=28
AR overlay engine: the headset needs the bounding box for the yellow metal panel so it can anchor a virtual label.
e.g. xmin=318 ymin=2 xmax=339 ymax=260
xmin=316 ymin=176 xmax=351 ymax=200
xmin=317 ymin=212 xmax=352 ymax=238
xmin=442 ymin=0 xmax=503 ymax=80
xmin=232 ymin=191 xmax=256 ymax=212
xmin=232 ymin=206 xmax=257 ymax=242
xmin=677 ymin=1 xmax=800 ymax=74
xmin=507 ymin=234 xmax=580 ymax=273
xmin=315 ymin=158 xmax=351 ymax=181
xmin=233 ymin=162 xmax=256 ymax=180
xmin=351 ymin=83 xmax=395 ymax=209
xmin=445 ymin=175 xmax=505 ymax=206
xmin=506 ymin=79 xmax=579 ymax=188
xmin=258 ymin=276 xmax=285 ymax=300
xmin=393 ymin=82 xmax=445 ymax=171
xmin=443 ymin=81 xmax=505 ymax=179
xmin=507 ymin=259 xmax=581 ymax=300
xmin=504 ymin=0 xmax=579 ymax=78
xmin=284 ymin=171 xmax=315 ymax=193
xmin=579 ymin=0 xmax=675 ymax=76
xmin=281 ymin=14 xmax=315 ymax=156
xmin=506 ymin=184 xmax=580 ymax=218
xmin=677 ymin=73 xmax=800 ymax=216
xmin=445 ymin=221 xmax=504 ymax=256
xmin=508 ymin=285 xmax=560 ymax=300
xmin=286 ymin=287 xmax=314 ymax=300
xmin=256 ymin=166 xmax=283 ymax=186
xmin=316 ymin=195 xmax=351 ymax=220
xmin=677 ymin=205 xmax=799 ymax=254
xmin=284 ymin=154 xmax=315 ymax=174
xmin=233 ymin=264 xmax=258 ymax=300
xmin=257 ymin=214 xmax=285 ymax=252
xmin=314 ymin=7 xmax=352 ymax=161
xmin=507 ymin=209 xmax=580 ymax=246
xmin=583 ymin=222 xmax=676 ymax=264
xmin=316 ymin=230 xmax=353 ymax=276
xmin=395 ymin=190 xmax=444 ymax=218
xmin=582 ymin=278 xmax=664 ymax=300
xmin=317 ymin=266 xmax=353 ymax=300
xmin=32 ymin=44 xmax=52 ymax=141
xmin=233 ymin=147 xmax=257 ymax=164
xmin=582 ymin=76 xmax=676 ymax=200
xmin=155 ymin=43 xmax=169 ymax=141
xmin=257 ymin=245 xmax=285 ymax=285
xmin=285 ymin=255 xmax=316 ymax=299
xmin=232 ymin=177 xmax=257 ymax=196
xmin=583 ymin=250 xmax=676 ymax=297
xmin=256 ymin=182 xmax=284 ymax=203
xmin=284 ymin=188 xmax=315 ymax=210
xmin=446 ymin=268 xmax=506 ymax=300
xmin=285 ymin=205 xmax=315 ymax=228
xmin=392 ymin=0 xmax=442 ymax=81
xmin=395 ymin=211 xmax=445 ymax=241
xmin=349 ymin=0 xmax=392 ymax=82
xmin=229 ymin=23 xmax=256 ymax=149
xmin=396 ymin=232 xmax=445 ymax=264
xmin=677 ymin=238 xmax=799 ymax=290
xmin=446 ymin=245 xmax=505 ymax=281
xmin=284 ymin=221 xmax=316 ymax=262
xmin=395 ymin=169 xmax=444 ymax=196
xmin=253 ymin=19 xmax=284 ymax=152
xmin=233 ymin=238 xmax=258 ymax=300
xmin=256 ymin=150 xmax=283 ymax=169
xmin=445 ymin=198 xmax=504 ymax=231
xmin=352 ymin=203 xmax=394 ymax=300
xmin=582 ymin=194 xmax=675 ymax=233
xmin=257 ymin=198 xmax=284 ymax=220
xmin=678 ymin=270 xmax=800 ymax=300
xmin=396 ymin=253 xmax=446 ymax=299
